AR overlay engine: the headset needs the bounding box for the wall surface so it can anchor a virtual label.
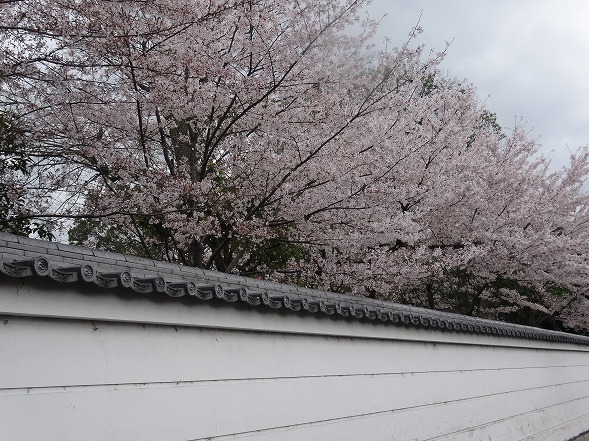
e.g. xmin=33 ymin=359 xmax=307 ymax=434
xmin=2 ymin=276 xmax=589 ymax=441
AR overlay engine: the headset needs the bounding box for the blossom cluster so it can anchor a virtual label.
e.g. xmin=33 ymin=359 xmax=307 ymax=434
xmin=2 ymin=0 xmax=589 ymax=330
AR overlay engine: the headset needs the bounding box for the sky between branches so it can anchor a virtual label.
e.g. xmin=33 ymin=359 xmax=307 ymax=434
xmin=369 ymin=0 xmax=589 ymax=171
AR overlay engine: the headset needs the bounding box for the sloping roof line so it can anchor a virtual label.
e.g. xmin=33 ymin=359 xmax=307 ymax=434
xmin=1 ymin=232 xmax=588 ymax=345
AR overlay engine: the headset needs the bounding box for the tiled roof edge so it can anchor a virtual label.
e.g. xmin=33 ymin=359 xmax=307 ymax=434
xmin=1 ymin=232 xmax=588 ymax=346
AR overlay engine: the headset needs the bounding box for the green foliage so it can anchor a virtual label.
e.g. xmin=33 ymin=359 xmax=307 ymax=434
xmin=70 ymin=210 xmax=308 ymax=278
xmin=481 ymin=277 xmax=563 ymax=329
xmin=0 ymin=114 xmax=27 ymax=174
xmin=69 ymin=218 xmax=156 ymax=258
xmin=236 ymin=236 xmax=307 ymax=278
xmin=466 ymin=110 xmax=505 ymax=148
xmin=69 ymin=184 xmax=308 ymax=273
xmin=478 ymin=110 xmax=504 ymax=138
xmin=415 ymin=269 xmax=569 ymax=331
xmin=0 ymin=112 xmax=53 ymax=240
xmin=69 ymin=190 xmax=173 ymax=261
xmin=420 ymin=73 xmax=438 ymax=97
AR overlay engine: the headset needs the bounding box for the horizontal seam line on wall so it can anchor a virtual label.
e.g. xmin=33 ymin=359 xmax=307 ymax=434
xmin=2 ymin=367 xmax=589 ymax=395
xmin=516 ymin=411 xmax=589 ymax=441
xmin=422 ymin=395 xmax=589 ymax=440
xmin=184 ymin=391 xmax=589 ymax=441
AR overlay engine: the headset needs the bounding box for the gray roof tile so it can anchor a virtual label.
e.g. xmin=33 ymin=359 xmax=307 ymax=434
xmin=1 ymin=232 xmax=588 ymax=346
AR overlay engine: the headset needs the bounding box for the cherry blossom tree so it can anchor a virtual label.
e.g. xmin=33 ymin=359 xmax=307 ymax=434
xmin=1 ymin=0 xmax=439 ymax=267
xmin=2 ymin=0 xmax=589 ymax=332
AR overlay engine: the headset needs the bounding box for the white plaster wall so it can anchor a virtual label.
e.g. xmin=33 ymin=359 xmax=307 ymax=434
xmin=1 ymin=278 xmax=589 ymax=441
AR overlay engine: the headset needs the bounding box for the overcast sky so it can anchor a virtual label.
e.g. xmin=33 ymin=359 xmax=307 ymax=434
xmin=367 ymin=0 xmax=589 ymax=170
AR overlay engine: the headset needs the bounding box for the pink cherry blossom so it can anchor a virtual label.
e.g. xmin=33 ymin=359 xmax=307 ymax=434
xmin=2 ymin=0 xmax=588 ymax=331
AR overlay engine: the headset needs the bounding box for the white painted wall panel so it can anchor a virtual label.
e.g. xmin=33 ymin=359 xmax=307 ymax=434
xmin=3 ymin=380 xmax=588 ymax=441
xmin=2 ymin=280 xmax=589 ymax=440
xmin=4 ymin=315 xmax=589 ymax=389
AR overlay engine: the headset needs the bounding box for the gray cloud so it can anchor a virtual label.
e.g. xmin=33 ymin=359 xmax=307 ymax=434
xmin=367 ymin=0 xmax=589 ymax=170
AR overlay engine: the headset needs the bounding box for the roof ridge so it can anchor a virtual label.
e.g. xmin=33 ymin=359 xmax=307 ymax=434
xmin=2 ymin=232 xmax=589 ymax=346
xmin=0 ymin=231 xmax=333 ymax=296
